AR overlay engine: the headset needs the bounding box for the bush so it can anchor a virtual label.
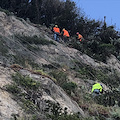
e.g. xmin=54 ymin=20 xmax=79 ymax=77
xmin=12 ymin=73 xmax=40 ymax=90
xmin=88 ymin=104 xmax=109 ymax=117
xmin=7 ymin=73 xmax=41 ymax=115
xmin=62 ymin=82 xmax=77 ymax=95
xmin=57 ymin=114 xmax=80 ymax=120
xmin=0 ymin=8 xmax=10 ymax=15
xmin=6 ymin=83 xmax=21 ymax=95
xmin=22 ymin=99 xmax=38 ymax=114
xmin=49 ymin=70 xmax=68 ymax=86
xmin=15 ymin=35 xmax=55 ymax=45
xmin=95 ymin=90 xmax=120 ymax=107
xmin=111 ymin=108 xmax=120 ymax=120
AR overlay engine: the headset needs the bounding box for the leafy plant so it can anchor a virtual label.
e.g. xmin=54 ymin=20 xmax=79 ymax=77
xmin=110 ymin=108 xmax=120 ymax=120
xmin=49 ymin=70 xmax=68 ymax=86
xmin=12 ymin=54 xmax=41 ymax=69
xmin=62 ymin=82 xmax=77 ymax=95
xmin=6 ymin=83 xmax=21 ymax=95
xmin=12 ymin=72 xmax=40 ymax=90
xmin=15 ymin=35 xmax=55 ymax=45
xmin=21 ymin=98 xmax=38 ymax=114
xmin=0 ymin=7 xmax=10 ymax=15
xmin=95 ymin=90 xmax=120 ymax=107
xmin=88 ymin=104 xmax=109 ymax=117
xmin=6 ymin=73 xmax=42 ymax=116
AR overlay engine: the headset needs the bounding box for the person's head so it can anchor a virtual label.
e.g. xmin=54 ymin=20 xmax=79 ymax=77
xmin=62 ymin=28 xmax=65 ymax=31
xmin=95 ymin=81 xmax=99 ymax=84
xmin=76 ymin=32 xmax=79 ymax=35
xmin=55 ymin=25 xmax=58 ymax=27
xmin=93 ymin=81 xmax=99 ymax=86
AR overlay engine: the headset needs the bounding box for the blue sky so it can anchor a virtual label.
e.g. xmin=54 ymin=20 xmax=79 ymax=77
xmin=72 ymin=0 xmax=120 ymax=31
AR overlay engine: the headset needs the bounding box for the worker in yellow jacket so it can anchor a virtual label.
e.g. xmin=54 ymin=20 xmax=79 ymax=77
xmin=91 ymin=82 xmax=103 ymax=96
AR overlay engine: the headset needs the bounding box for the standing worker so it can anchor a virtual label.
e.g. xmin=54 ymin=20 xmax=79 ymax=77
xmin=53 ymin=25 xmax=60 ymax=42
xmin=61 ymin=28 xmax=70 ymax=42
xmin=91 ymin=82 xmax=103 ymax=96
xmin=76 ymin=32 xmax=83 ymax=42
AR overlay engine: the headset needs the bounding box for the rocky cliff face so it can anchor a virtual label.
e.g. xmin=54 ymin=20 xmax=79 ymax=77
xmin=0 ymin=11 xmax=120 ymax=120
xmin=0 ymin=64 xmax=22 ymax=120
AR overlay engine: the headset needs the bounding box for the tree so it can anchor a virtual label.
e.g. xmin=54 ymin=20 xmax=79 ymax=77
xmin=99 ymin=25 xmax=118 ymax=44
xmin=56 ymin=0 xmax=78 ymax=34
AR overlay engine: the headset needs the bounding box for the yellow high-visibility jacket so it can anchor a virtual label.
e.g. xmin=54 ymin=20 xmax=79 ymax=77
xmin=91 ymin=83 xmax=102 ymax=93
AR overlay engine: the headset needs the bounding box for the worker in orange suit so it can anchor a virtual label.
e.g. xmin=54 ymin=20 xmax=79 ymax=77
xmin=76 ymin=32 xmax=83 ymax=42
xmin=53 ymin=25 xmax=60 ymax=42
xmin=61 ymin=28 xmax=70 ymax=42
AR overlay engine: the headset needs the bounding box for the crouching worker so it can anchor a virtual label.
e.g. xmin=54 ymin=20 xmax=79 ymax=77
xmin=91 ymin=82 xmax=103 ymax=96
xmin=61 ymin=28 xmax=70 ymax=42
xmin=76 ymin=32 xmax=83 ymax=42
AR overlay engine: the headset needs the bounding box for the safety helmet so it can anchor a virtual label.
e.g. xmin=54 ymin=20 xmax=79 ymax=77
xmin=55 ymin=25 xmax=58 ymax=27
xmin=62 ymin=28 xmax=65 ymax=30
xmin=76 ymin=32 xmax=79 ymax=35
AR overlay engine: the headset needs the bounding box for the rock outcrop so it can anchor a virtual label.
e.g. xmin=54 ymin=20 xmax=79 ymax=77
xmin=0 ymin=11 xmax=120 ymax=119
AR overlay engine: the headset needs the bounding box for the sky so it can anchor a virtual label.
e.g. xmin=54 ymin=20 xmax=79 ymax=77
xmin=72 ymin=0 xmax=120 ymax=31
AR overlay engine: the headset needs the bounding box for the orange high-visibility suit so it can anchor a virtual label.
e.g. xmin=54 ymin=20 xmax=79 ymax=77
xmin=78 ymin=34 xmax=83 ymax=41
xmin=53 ymin=27 xmax=60 ymax=34
xmin=62 ymin=29 xmax=70 ymax=37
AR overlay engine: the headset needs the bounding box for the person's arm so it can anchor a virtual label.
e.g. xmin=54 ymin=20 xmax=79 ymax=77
xmin=91 ymin=87 xmax=94 ymax=93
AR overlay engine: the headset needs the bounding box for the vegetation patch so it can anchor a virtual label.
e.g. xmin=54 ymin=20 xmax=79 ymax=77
xmin=6 ymin=83 xmax=21 ymax=95
xmin=61 ymin=81 xmax=77 ymax=95
xmin=88 ymin=104 xmax=109 ymax=117
xmin=12 ymin=72 xmax=40 ymax=90
xmin=95 ymin=90 xmax=120 ymax=107
xmin=6 ymin=73 xmax=41 ymax=115
xmin=0 ymin=39 xmax=8 ymax=56
xmin=15 ymin=35 xmax=56 ymax=45
xmin=33 ymin=69 xmax=56 ymax=82
xmin=0 ymin=7 xmax=10 ymax=15
xmin=12 ymin=54 xmax=41 ymax=69
xmin=45 ymin=100 xmax=83 ymax=120
xmin=49 ymin=70 xmax=68 ymax=86
xmin=110 ymin=108 xmax=120 ymax=120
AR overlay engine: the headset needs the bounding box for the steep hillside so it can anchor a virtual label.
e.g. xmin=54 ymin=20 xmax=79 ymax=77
xmin=0 ymin=11 xmax=120 ymax=120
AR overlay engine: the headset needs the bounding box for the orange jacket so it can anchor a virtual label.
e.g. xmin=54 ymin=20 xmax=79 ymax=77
xmin=63 ymin=29 xmax=70 ymax=37
xmin=78 ymin=34 xmax=83 ymax=41
xmin=53 ymin=27 xmax=60 ymax=33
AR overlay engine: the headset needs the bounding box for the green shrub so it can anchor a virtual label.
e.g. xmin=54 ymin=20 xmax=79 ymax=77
xmin=34 ymin=69 xmax=56 ymax=82
xmin=88 ymin=104 xmax=109 ymax=117
xmin=77 ymin=65 xmax=96 ymax=80
xmin=12 ymin=55 xmax=26 ymax=67
xmin=0 ymin=8 xmax=10 ymax=15
xmin=21 ymin=99 xmax=38 ymax=114
xmin=46 ymin=100 xmax=82 ymax=120
xmin=13 ymin=54 xmax=41 ymax=69
xmin=111 ymin=108 xmax=120 ymax=120
xmin=57 ymin=114 xmax=80 ymax=120
xmin=27 ymin=44 xmax=39 ymax=51
xmin=7 ymin=73 xmax=41 ymax=115
xmin=49 ymin=70 xmax=68 ymax=86
xmin=6 ymin=83 xmax=21 ymax=95
xmin=95 ymin=90 xmax=120 ymax=107
xmin=12 ymin=73 xmax=40 ymax=90
xmin=35 ymin=69 xmax=47 ymax=76
xmin=62 ymin=82 xmax=77 ymax=95
xmin=15 ymin=35 xmax=55 ymax=45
